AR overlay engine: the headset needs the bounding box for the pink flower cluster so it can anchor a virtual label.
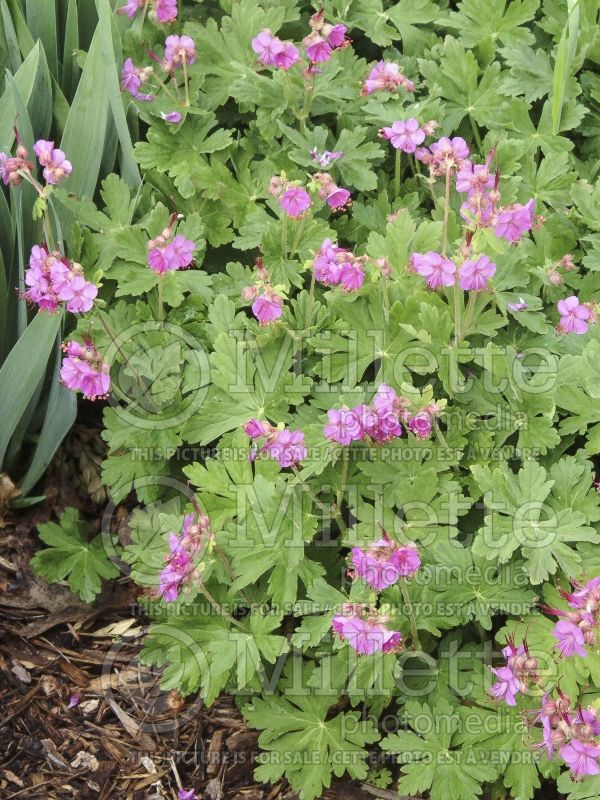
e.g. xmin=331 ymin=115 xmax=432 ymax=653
xmin=416 ymin=136 xmax=469 ymax=176
xmin=244 ymin=419 xmax=307 ymax=468
xmin=119 ymin=0 xmax=177 ymax=23
xmin=534 ymin=691 xmax=600 ymax=778
xmin=324 ymin=384 xmax=437 ymax=446
xmin=121 ymin=34 xmax=196 ymax=101
xmin=60 ymin=340 xmax=110 ymax=400
xmin=25 ymin=245 xmax=97 ymax=313
xmin=410 ymin=252 xmax=496 ymax=291
xmin=490 ymin=636 xmax=539 ymax=706
xmin=362 ymin=61 xmax=415 ymax=95
xmin=1 ymin=139 xmax=71 ymax=187
xmin=242 ymin=259 xmax=285 ymax=325
xmin=332 ymin=604 xmax=402 ymax=655
xmin=32 ymin=140 xmax=72 ymax=185
xmin=147 ymin=224 xmax=195 ymax=274
xmin=121 ymin=59 xmax=154 ymax=101
xmin=158 ymin=512 xmax=213 ymax=602
xmin=350 ymin=533 xmax=420 ymax=591
xmin=0 ymin=143 xmax=31 ymax=187
xmin=313 ymin=238 xmax=365 ymax=292
xmin=251 ymin=29 xmax=299 ymax=70
xmin=557 ymin=296 xmax=596 ymax=335
xmin=310 ymin=172 xmax=351 ymax=212
xmin=546 ymin=577 xmax=600 ymax=657
xmin=455 ymin=153 xmax=536 ymax=243
xmin=303 ymin=9 xmax=347 ymax=64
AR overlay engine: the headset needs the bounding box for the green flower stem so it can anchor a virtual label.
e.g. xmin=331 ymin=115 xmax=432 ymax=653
xmin=281 ymin=213 xmax=288 ymax=260
xmin=289 ymin=215 xmax=307 ymax=259
xmin=305 ymin=270 xmax=316 ymax=330
xmin=198 ymin=584 xmax=245 ymax=629
xmin=152 ymin=71 xmax=180 ymax=105
xmin=394 ymin=148 xmax=402 ymax=200
xmin=381 ymin=275 xmax=390 ymax=322
xmin=336 ymin=448 xmax=349 ymax=510
xmin=182 ymin=53 xmax=190 ymax=107
xmin=453 ymin=285 xmax=462 ymax=345
xmin=400 ymin=578 xmax=421 ymax=651
xmin=469 ymin=114 xmax=483 ymax=152
xmin=442 ymin=165 xmax=451 ymax=255
xmin=157 ymin=276 xmax=164 ymax=322
xmin=458 ymin=291 xmax=478 ymax=343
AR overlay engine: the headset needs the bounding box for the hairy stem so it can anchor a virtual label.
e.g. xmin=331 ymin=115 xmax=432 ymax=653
xmin=394 ymin=148 xmax=402 ymax=200
xmin=442 ymin=165 xmax=451 ymax=255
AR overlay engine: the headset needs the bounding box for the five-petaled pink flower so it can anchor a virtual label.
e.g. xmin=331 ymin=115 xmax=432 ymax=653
xmin=33 ymin=140 xmax=72 ymax=185
xmin=494 ymin=200 xmax=535 ymax=243
xmin=408 ymin=413 xmax=433 ymax=439
xmin=154 ymin=0 xmax=178 ymax=22
xmin=279 ymin=186 xmax=311 ymax=218
xmin=121 ymin=59 xmax=154 ymax=101
xmin=557 ymin=296 xmax=593 ymax=335
xmin=324 ymin=407 xmax=363 ymax=445
xmin=332 ymin=612 xmax=402 ymax=655
xmin=351 ymin=537 xmax=420 ymax=590
xmin=252 ymin=30 xmax=299 ymax=70
xmin=265 ymin=429 xmax=307 ymax=468
xmin=252 ymin=290 xmax=284 ymax=324
xmin=379 ymin=119 xmax=425 ymax=153
xmin=411 ymin=252 xmax=457 ymax=289
xmin=60 ymin=340 xmax=111 ymax=400
xmin=552 ymin=619 xmax=588 ymax=658
xmin=459 ymin=255 xmax=496 ymax=291
xmin=560 ymin=739 xmax=600 ymax=778
xmin=362 ymin=61 xmax=414 ymax=95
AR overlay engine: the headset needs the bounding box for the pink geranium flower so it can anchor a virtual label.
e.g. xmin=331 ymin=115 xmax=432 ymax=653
xmin=407 ymin=413 xmax=433 ymax=439
xmin=252 ymin=290 xmax=284 ymax=324
xmin=252 ymin=30 xmax=299 ymax=69
xmin=557 ymin=296 xmax=593 ymax=335
xmin=324 ymin=407 xmax=363 ymax=445
xmin=164 ymin=35 xmax=196 ymax=70
xmin=118 ymin=0 xmax=144 ymax=19
xmin=58 ymin=275 xmax=98 ymax=313
xmin=552 ymin=619 xmax=587 ymax=658
xmin=265 ymin=429 xmax=307 ymax=468
xmin=154 ymin=0 xmax=178 ymax=22
xmin=60 ymin=340 xmax=110 ymax=400
xmin=121 ymin=59 xmax=154 ymax=101
xmin=379 ymin=119 xmax=425 ymax=153
xmin=459 ymin=255 xmax=496 ymax=291
xmin=33 ymin=140 xmax=72 ymax=185
xmin=279 ymin=186 xmax=311 ymax=218
xmin=494 ymin=199 xmax=535 ymax=243
xmin=332 ymin=613 xmax=402 ymax=655
xmin=325 ymin=186 xmax=351 ymax=211
xmin=339 ymin=260 xmax=364 ymax=291
xmin=490 ymin=665 xmax=521 ymax=706
xmin=351 ymin=537 xmax=420 ymax=590
xmin=560 ymin=739 xmax=600 ymax=778
xmin=411 ymin=252 xmax=457 ymax=289
xmin=362 ymin=61 xmax=414 ymax=95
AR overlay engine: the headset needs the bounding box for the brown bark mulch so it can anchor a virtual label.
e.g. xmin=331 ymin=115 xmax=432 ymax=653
xmin=0 ymin=500 xmax=385 ymax=800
